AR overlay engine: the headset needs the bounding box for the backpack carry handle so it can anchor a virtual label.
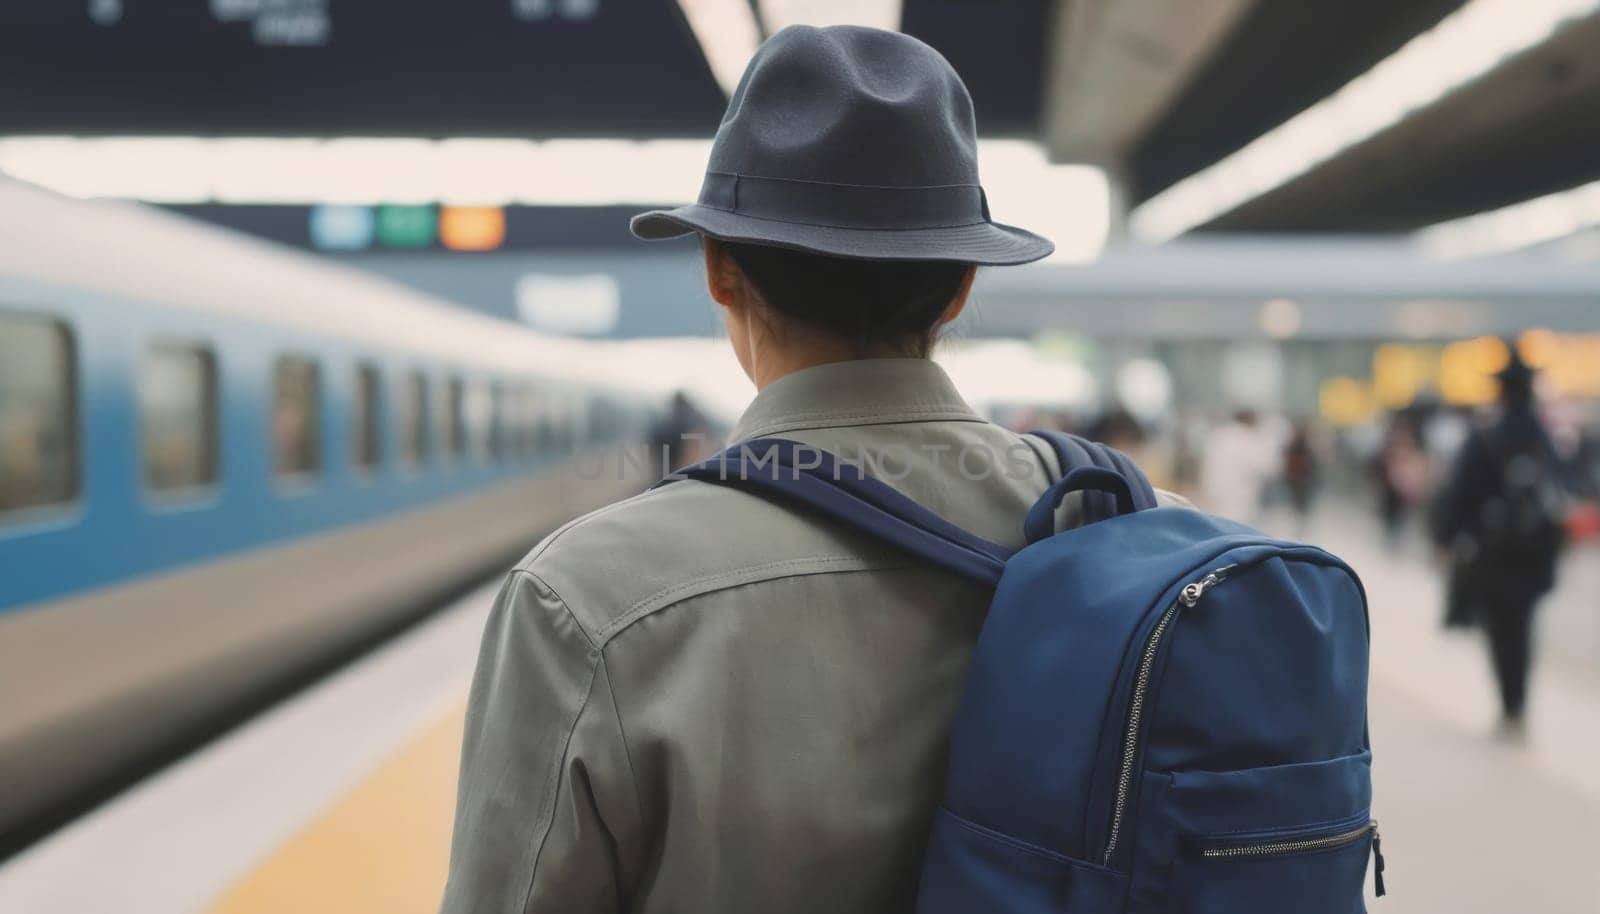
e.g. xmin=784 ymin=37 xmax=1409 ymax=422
xmin=1023 ymin=467 xmax=1137 ymax=545
xmin=1029 ymin=429 xmax=1159 ymax=523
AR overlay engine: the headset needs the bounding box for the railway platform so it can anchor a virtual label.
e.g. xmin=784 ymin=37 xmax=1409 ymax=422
xmin=2 ymin=506 xmax=1597 ymax=913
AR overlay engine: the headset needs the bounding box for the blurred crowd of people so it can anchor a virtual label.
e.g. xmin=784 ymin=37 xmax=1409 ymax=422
xmin=1003 ymin=346 xmax=1600 ymax=738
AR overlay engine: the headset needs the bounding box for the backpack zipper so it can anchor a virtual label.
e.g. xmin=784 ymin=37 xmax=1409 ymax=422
xmin=1203 ymin=819 xmax=1387 ymax=896
xmin=1102 ymin=564 xmax=1235 ymax=866
xmin=1202 ymin=820 xmax=1377 ymax=859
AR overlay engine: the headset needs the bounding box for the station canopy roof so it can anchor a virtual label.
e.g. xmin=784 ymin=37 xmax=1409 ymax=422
xmin=5 ymin=1 xmax=1597 ymax=245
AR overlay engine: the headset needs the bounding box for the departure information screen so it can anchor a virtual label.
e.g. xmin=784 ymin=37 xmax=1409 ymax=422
xmin=0 ymin=1 xmax=728 ymax=135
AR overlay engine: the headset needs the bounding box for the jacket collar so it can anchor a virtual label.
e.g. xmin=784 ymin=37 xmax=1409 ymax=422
xmin=730 ymin=358 xmax=984 ymax=441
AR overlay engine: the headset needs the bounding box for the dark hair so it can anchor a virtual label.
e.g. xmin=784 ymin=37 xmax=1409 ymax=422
xmin=720 ymin=241 xmax=971 ymax=357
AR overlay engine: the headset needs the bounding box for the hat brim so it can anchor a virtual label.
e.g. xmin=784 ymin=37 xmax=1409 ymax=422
xmin=630 ymin=204 xmax=1053 ymax=266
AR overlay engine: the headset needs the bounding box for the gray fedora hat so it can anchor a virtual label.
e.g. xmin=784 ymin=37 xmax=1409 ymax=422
xmin=631 ymin=25 xmax=1053 ymax=265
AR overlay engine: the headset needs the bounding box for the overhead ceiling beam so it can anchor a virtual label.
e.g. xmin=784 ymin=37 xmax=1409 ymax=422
xmin=1132 ymin=0 xmax=1600 ymax=241
xmin=1041 ymin=0 xmax=1256 ymax=165
xmin=676 ymin=0 xmax=764 ymax=95
xmin=1199 ymin=9 xmax=1600 ymax=235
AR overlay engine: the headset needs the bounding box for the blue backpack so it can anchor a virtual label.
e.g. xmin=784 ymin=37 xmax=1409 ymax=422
xmin=675 ymin=432 xmax=1384 ymax=913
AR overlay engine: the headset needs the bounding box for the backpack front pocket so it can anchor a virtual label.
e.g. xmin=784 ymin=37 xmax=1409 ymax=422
xmin=1171 ymin=817 xmax=1380 ymax=914
xmin=1126 ymin=752 xmax=1383 ymax=914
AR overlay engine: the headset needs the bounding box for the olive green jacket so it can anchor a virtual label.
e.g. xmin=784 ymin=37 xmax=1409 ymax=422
xmin=440 ymin=358 xmax=1177 ymax=914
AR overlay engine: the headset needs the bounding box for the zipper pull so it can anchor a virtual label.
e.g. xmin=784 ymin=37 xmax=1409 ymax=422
xmin=1371 ymin=821 xmax=1386 ymax=897
xmin=1179 ymin=565 xmax=1235 ymax=607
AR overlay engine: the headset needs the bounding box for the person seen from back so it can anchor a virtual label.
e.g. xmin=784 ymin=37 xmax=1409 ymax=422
xmin=1282 ymin=419 xmax=1320 ymax=537
xmin=1430 ymin=348 xmax=1569 ymax=738
xmin=438 ymin=25 xmax=1180 ymax=914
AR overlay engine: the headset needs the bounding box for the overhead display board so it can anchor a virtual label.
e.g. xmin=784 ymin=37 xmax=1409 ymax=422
xmin=0 ymin=1 xmax=729 ymax=135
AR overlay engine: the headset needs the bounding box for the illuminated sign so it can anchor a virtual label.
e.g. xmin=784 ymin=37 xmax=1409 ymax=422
xmin=439 ymin=206 xmax=507 ymax=252
xmin=516 ymin=273 xmax=620 ymax=336
xmin=1319 ymin=377 xmax=1379 ymax=427
xmin=512 ymin=0 xmax=601 ymax=21
xmin=210 ymin=0 xmax=332 ymax=47
xmin=375 ymin=205 xmax=438 ymax=249
xmin=1325 ymin=330 xmax=1600 ymax=426
xmin=309 ymin=204 xmax=375 ymax=251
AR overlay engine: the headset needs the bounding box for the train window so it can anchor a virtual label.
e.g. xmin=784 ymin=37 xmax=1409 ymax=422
xmin=351 ymin=362 xmax=381 ymax=472
xmin=504 ymin=385 xmax=522 ymax=458
xmin=514 ymin=385 xmax=536 ymax=458
xmin=525 ymin=387 xmax=542 ymax=457
xmin=442 ymin=376 xmax=466 ymax=461
xmin=534 ymin=386 xmax=555 ymax=454
xmin=139 ymin=344 xmax=218 ymax=493
xmin=549 ymin=391 xmax=567 ymax=453
xmin=399 ymin=372 xmax=429 ymax=467
xmin=589 ymin=394 xmax=621 ymax=444
xmin=0 ymin=313 xmax=77 ymax=517
xmin=487 ymin=382 xmax=507 ymax=460
xmin=563 ymin=392 xmax=579 ymax=451
xmin=463 ymin=380 xmax=493 ymax=460
xmin=570 ymin=391 xmax=590 ymax=448
xmin=273 ymin=356 xmax=320 ymax=479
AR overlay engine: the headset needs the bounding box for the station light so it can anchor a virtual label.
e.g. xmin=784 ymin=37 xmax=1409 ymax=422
xmin=676 ymin=1 xmax=905 ymax=96
xmin=1116 ymin=358 xmax=1174 ymax=423
xmin=309 ymin=204 xmax=375 ymax=251
xmin=1438 ymin=336 xmax=1509 ymax=406
xmin=1415 ymin=177 xmax=1600 ymax=258
xmin=1258 ymin=298 xmax=1302 ymax=339
xmin=516 ymin=273 xmax=622 ymax=336
xmin=758 ymin=0 xmax=903 ymax=32
xmin=317 ymin=138 xmax=439 ymax=205
xmin=1533 ymin=334 xmax=1600 ymax=398
xmin=675 ymin=0 xmax=764 ymax=95
xmin=1131 ymin=0 xmax=1600 ymax=243
xmin=0 ymin=137 xmax=1109 ymax=262
xmin=935 ymin=339 xmax=1100 ymax=413
xmin=1517 ymin=327 xmax=1560 ymax=369
xmin=1333 ymin=332 xmax=1600 ymax=422
xmin=1373 ymin=344 xmax=1435 ymax=410
xmin=439 ymin=206 xmax=506 ymax=252
xmin=1318 ymin=377 xmax=1379 ymax=427
xmin=375 ymin=204 xmax=437 ymax=249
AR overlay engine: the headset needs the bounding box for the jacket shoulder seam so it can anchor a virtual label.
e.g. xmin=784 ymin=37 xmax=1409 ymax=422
xmin=511 ymin=568 xmax=600 ymax=651
xmin=594 ymin=555 xmax=913 ymax=645
xmin=516 ymin=487 xmax=661 ymax=571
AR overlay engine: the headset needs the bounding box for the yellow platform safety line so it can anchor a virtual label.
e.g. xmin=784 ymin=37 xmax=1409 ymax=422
xmin=206 ymin=704 xmax=466 ymax=914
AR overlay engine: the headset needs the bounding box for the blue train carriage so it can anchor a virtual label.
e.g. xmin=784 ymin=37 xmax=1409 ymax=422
xmin=0 ymin=177 xmax=652 ymax=841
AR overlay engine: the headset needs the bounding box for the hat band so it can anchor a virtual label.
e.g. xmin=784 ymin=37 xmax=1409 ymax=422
xmin=698 ymin=172 xmax=988 ymax=231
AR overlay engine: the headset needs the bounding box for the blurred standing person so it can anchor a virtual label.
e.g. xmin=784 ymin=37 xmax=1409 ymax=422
xmin=649 ymin=390 xmax=712 ymax=473
xmin=1422 ymin=402 xmax=1471 ymax=470
xmin=1198 ymin=410 xmax=1276 ymax=524
xmin=1093 ymin=407 xmax=1178 ymax=492
xmin=1282 ymin=420 xmax=1319 ymax=537
xmin=1431 ymin=351 xmax=1568 ymax=736
xmin=1373 ymin=417 xmax=1430 ymax=547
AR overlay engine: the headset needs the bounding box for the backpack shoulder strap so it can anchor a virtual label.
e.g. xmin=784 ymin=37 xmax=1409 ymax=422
xmin=1028 ymin=429 xmax=1159 ymax=522
xmin=655 ymin=437 xmax=1012 ymax=588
